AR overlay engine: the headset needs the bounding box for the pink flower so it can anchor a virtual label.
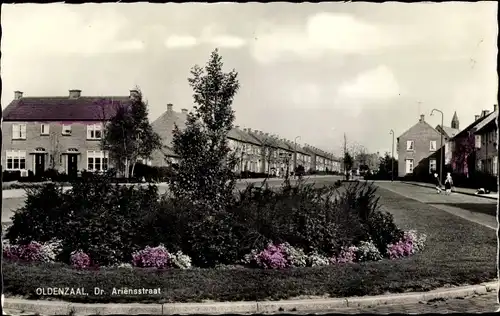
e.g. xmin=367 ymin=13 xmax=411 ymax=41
xmin=70 ymin=251 xmax=91 ymax=269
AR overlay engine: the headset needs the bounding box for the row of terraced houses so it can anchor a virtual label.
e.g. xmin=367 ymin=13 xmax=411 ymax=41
xmin=396 ymin=104 xmax=498 ymax=178
xmin=1 ymin=90 xmax=342 ymax=177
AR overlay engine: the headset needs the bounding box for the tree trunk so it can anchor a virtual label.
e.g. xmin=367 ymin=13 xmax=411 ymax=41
xmin=124 ymin=158 xmax=130 ymax=179
xmin=130 ymin=161 xmax=137 ymax=179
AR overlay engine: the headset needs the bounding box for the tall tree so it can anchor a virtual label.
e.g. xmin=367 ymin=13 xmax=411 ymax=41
xmin=169 ymin=49 xmax=240 ymax=211
xmin=102 ymin=89 xmax=162 ymax=178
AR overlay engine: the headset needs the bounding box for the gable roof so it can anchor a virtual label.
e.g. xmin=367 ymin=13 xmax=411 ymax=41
xmin=474 ymin=110 xmax=498 ymax=133
xmin=3 ymin=96 xmax=132 ymax=121
xmin=451 ymin=112 xmax=494 ymax=140
xmin=436 ymin=125 xmax=460 ymax=138
xmin=228 ymin=127 xmax=261 ymax=146
xmin=397 ymin=120 xmax=440 ymax=140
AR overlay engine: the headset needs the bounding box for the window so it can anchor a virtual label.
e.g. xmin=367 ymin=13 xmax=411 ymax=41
xmin=62 ymin=124 xmax=72 ymax=136
xmin=405 ymin=159 xmax=414 ymax=174
xmin=429 ymin=159 xmax=437 ymax=173
xmin=12 ymin=124 xmax=27 ymax=140
xmin=87 ymin=124 xmax=102 ymax=140
xmin=406 ymin=140 xmax=414 ymax=151
xmin=40 ymin=124 xmax=50 ymax=135
xmin=6 ymin=150 xmax=26 ymax=170
xmin=475 ymin=135 xmax=482 ymax=148
xmin=87 ymin=151 xmax=109 ymax=172
xmin=429 ymin=140 xmax=437 ymax=151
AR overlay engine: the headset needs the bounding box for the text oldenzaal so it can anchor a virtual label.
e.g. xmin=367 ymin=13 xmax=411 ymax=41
xmin=35 ymin=287 xmax=162 ymax=296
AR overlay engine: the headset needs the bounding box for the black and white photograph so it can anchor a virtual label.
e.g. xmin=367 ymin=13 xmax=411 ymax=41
xmin=0 ymin=2 xmax=498 ymax=315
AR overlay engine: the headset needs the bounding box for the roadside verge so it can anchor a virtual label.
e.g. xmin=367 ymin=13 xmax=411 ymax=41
xmin=4 ymin=281 xmax=496 ymax=315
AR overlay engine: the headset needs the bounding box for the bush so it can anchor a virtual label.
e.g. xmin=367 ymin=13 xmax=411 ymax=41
xmin=70 ymin=251 xmax=91 ymax=269
xmin=131 ymin=163 xmax=173 ymax=182
xmin=132 ymin=245 xmax=170 ymax=269
xmin=3 ymin=170 xmax=21 ymax=182
xmin=7 ymin=174 xmax=160 ymax=266
xmin=356 ymin=240 xmax=383 ymax=262
xmin=3 ymin=241 xmax=60 ymax=263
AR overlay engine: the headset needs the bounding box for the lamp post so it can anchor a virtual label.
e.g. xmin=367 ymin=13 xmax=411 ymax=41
xmin=294 ymin=136 xmax=301 ymax=178
xmin=389 ymin=129 xmax=395 ymax=181
xmin=431 ymin=109 xmax=444 ymax=183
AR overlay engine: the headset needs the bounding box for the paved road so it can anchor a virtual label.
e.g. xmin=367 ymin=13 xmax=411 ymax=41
xmin=374 ymin=181 xmax=497 ymax=230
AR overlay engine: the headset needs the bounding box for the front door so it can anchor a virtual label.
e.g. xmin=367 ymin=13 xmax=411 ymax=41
xmin=35 ymin=153 xmax=45 ymax=176
xmin=68 ymin=154 xmax=78 ymax=178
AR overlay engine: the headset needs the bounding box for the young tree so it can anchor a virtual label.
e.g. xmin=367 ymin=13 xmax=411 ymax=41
xmin=169 ymin=49 xmax=240 ymax=212
xmin=102 ymin=89 xmax=162 ymax=178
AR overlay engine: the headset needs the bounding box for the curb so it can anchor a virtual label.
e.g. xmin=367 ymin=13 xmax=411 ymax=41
xmin=4 ymin=281 xmax=497 ymax=315
xmin=402 ymin=182 xmax=498 ymax=200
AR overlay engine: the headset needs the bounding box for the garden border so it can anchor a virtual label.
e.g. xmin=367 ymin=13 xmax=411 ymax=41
xmin=4 ymin=281 xmax=497 ymax=315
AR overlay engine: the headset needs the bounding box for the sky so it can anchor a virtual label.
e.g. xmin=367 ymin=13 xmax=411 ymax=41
xmin=1 ymin=2 xmax=498 ymax=157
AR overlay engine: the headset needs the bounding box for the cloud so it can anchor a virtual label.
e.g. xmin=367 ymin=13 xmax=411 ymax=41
xmin=164 ymin=35 xmax=198 ymax=48
xmin=206 ymin=35 xmax=246 ymax=48
xmin=334 ymin=65 xmax=401 ymax=116
xmin=251 ymin=13 xmax=397 ymax=63
xmin=1 ymin=4 xmax=143 ymax=56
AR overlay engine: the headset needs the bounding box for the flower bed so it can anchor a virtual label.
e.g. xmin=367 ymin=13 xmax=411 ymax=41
xmin=3 ymin=229 xmax=427 ymax=271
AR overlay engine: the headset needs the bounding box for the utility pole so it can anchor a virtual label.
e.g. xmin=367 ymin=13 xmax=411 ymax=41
xmin=390 ymin=129 xmax=395 ymax=181
xmin=343 ymin=133 xmax=348 ymax=180
xmin=431 ymin=109 xmax=444 ymax=182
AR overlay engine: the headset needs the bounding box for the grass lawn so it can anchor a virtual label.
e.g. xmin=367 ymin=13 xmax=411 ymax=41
xmin=2 ymin=185 xmax=496 ymax=304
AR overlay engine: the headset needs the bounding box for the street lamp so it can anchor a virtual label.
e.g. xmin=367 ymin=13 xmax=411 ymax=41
xmin=389 ymin=129 xmax=395 ymax=181
xmin=294 ymin=136 xmax=301 ymax=177
xmin=431 ymin=109 xmax=444 ymax=183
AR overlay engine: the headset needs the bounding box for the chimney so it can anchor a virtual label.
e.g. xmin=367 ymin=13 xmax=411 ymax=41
xmin=494 ymin=104 xmax=498 ymax=112
xmin=181 ymin=108 xmax=188 ymax=114
xmin=69 ymin=89 xmax=81 ymax=99
xmin=235 ymin=125 xmax=240 ymax=129
xmin=482 ymin=110 xmax=490 ymax=117
xmin=419 ymin=114 xmax=425 ymax=122
xmin=130 ymin=89 xmax=139 ymax=99
xmin=14 ymin=91 xmax=23 ymax=100
xmin=475 ymin=115 xmax=480 ymax=121
xmin=167 ymin=104 xmax=173 ymax=112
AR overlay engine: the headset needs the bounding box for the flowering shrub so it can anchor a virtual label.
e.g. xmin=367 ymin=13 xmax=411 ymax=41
xmin=3 ymin=240 xmax=61 ymax=263
xmin=403 ymin=230 xmax=427 ymax=252
xmin=132 ymin=245 xmax=170 ymax=269
xmin=70 ymin=250 xmax=91 ymax=269
xmin=357 ymin=240 xmax=383 ymax=262
xmin=170 ymin=251 xmax=192 ymax=269
xmin=387 ymin=230 xmax=427 ymax=260
xmin=306 ymin=251 xmax=330 ymax=267
xmin=280 ymin=242 xmax=308 ymax=267
xmin=244 ymin=243 xmax=289 ymax=269
xmin=331 ymin=246 xmax=358 ymax=264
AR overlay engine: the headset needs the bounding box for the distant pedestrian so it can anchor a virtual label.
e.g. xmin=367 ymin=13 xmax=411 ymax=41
xmin=434 ymin=173 xmax=442 ymax=193
xmin=444 ymin=172 xmax=454 ymax=195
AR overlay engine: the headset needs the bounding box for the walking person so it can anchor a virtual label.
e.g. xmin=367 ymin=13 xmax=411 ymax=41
xmin=444 ymin=172 xmax=454 ymax=195
xmin=434 ymin=172 xmax=442 ymax=193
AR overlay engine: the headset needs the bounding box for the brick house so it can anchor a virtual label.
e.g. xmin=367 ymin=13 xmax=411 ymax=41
xmin=473 ymin=106 xmax=498 ymax=175
xmin=149 ymin=105 xmax=335 ymax=176
xmin=448 ymin=109 xmax=494 ymax=176
xmin=397 ymin=114 xmax=443 ymax=178
xmin=2 ymin=90 xmax=134 ymax=177
xmin=150 ymin=103 xmax=188 ymax=166
xmin=228 ymin=126 xmax=262 ymax=173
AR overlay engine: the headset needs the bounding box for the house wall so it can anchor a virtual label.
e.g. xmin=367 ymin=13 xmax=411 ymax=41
xmin=2 ymin=120 xmax=106 ymax=174
xmin=397 ymin=118 xmax=443 ymax=177
xmin=475 ymin=122 xmax=498 ymax=175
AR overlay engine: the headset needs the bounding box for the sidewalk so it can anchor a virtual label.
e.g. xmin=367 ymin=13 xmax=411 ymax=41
xmin=403 ymin=181 xmax=498 ymax=200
